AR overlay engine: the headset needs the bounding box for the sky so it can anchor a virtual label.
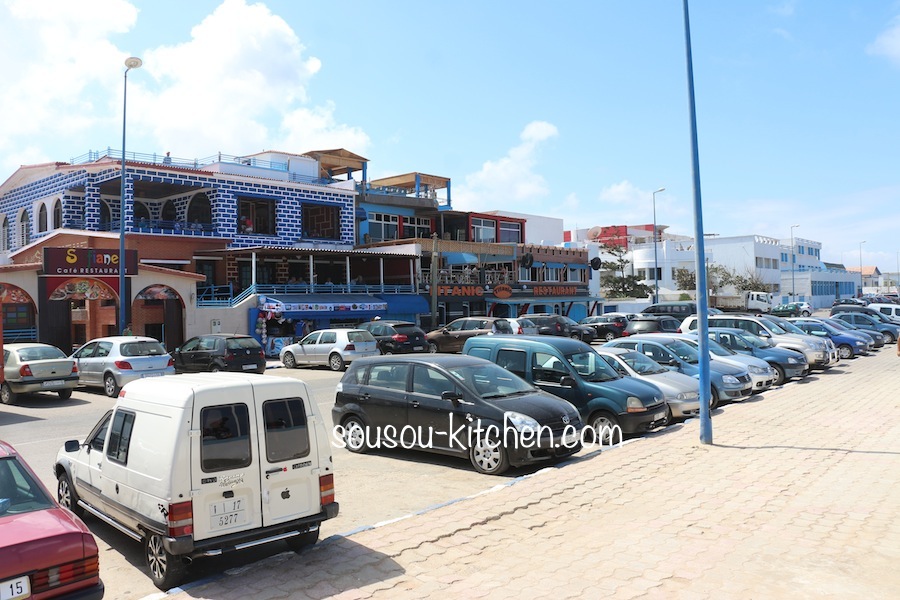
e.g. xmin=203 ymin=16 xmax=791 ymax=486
xmin=2 ymin=0 xmax=900 ymax=271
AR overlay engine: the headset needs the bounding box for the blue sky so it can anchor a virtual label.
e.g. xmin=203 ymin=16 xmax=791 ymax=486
xmin=2 ymin=0 xmax=900 ymax=270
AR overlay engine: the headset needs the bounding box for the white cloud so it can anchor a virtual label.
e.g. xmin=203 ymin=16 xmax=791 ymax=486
xmin=454 ymin=120 xmax=558 ymax=211
xmin=867 ymin=16 xmax=900 ymax=67
xmin=767 ymin=1 xmax=797 ymax=18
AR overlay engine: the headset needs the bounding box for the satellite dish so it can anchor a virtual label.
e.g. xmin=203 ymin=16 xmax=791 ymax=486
xmin=587 ymin=226 xmax=603 ymax=241
xmin=590 ymin=257 xmax=602 ymax=270
xmin=521 ymin=253 xmax=534 ymax=269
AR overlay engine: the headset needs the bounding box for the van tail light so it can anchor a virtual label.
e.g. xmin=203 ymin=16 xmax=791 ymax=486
xmin=19 ymin=365 xmax=33 ymax=377
xmin=319 ymin=474 xmax=335 ymax=506
xmin=114 ymin=360 xmax=133 ymax=370
xmin=30 ymin=551 xmax=100 ymax=595
xmin=167 ymin=500 xmax=194 ymax=537
xmin=344 ymin=343 xmax=356 ymax=351
xmin=392 ymin=333 xmax=408 ymax=343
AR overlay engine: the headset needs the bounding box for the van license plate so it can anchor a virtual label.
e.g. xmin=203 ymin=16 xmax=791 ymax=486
xmin=210 ymin=498 xmax=248 ymax=531
xmin=0 ymin=575 xmax=30 ymax=600
xmin=41 ymin=380 xmax=65 ymax=388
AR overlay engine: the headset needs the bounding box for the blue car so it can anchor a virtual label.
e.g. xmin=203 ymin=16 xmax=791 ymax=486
xmin=831 ymin=312 xmax=900 ymax=345
xmin=603 ymin=334 xmax=753 ymax=409
xmin=821 ymin=317 xmax=886 ymax=348
xmin=787 ymin=318 xmax=871 ymax=359
xmin=706 ymin=327 xmax=808 ymax=385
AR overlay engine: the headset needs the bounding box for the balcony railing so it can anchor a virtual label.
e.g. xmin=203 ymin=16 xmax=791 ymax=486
xmin=195 ymin=282 xmax=417 ymax=308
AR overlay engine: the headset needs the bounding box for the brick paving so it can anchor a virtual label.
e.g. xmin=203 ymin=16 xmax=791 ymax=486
xmin=166 ymin=347 xmax=900 ymax=599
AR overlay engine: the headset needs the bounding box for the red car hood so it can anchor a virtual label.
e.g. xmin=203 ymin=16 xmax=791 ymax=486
xmin=0 ymin=507 xmax=98 ymax=579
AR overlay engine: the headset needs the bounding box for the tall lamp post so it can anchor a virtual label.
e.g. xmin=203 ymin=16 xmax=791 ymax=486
xmin=858 ymin=240 xmax=866 ymax=298
xmin=789 ymin=224 xmax=799 ymax=299
xmin=652 ymin=187 xmax=665 ymax=303
xmin=119 ymin=57 xmax=142 ymax=335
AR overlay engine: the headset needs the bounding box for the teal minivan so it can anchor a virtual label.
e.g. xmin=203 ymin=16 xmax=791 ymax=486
xmin=462 ymin=336 xmax=668 ymax=439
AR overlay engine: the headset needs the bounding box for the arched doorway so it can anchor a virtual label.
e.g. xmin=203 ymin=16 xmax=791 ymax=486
xmin=134 ymin=284 xmax=185 ymax=350
xmin=44 ymin=278 xmax=118 ymax=351
xmin=0 ymin=283 xmax=37 ymax=343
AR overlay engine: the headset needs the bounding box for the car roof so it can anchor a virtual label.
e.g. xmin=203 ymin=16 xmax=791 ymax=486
xmin=0 ymin=439 xmax=16 ymax=458
xmin=593 ymin=346 xmax=630 ymax=356
xmin=613 ymin=333 xmax=682 ymax=343
xmin=85 ymin=336 xmax=160 ymax=343
xmin=3 ymin=342 xmax=61 ymax=349
xmin=466 ymin=335 xmax=589 ymax=352
xmin=196 ymin=333 xmax=253 ymax=338
xmin=351 ymin=354 xmax=491 ymax=368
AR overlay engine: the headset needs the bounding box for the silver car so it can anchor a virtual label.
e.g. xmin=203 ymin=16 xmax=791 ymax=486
xmin=1 ymin=342 xmax=80 ymax=404
xmin=70 ymin=336 xmax=175 ymax=397
xmin=280 ymin=329 xmax=379 ymax=371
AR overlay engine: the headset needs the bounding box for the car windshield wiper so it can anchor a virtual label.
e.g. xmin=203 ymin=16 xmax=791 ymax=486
xmin=482 ymin=389 xmax=533 ymax=399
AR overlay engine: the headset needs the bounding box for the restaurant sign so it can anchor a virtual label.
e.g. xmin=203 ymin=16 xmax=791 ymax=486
xmin=43 ymin=248 xmax=138 ymax=276
xmin=532 ymin=285 xmax=579 ymax=296
xmin=258 ymin=296 xmax=387 ymax=313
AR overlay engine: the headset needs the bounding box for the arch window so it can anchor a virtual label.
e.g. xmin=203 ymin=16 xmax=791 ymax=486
xmin=18 ymin=212 xmax=30 ymax=246
xmin=161 ymin=200 xmax=177 ymax=222
xmin=187 ymin=193 xmax=212 ymax=225
xmin=100 ymin=202 xmax=111 ymax=231
xmin=133 ymin=202 xmax=150 ymax=222
xmin=53 ymin=200 xmax=62 ymax=229
xmin=1 ymin=217 xmax=8 ymax=251
xmin=38 ymin=205 xmax=48 ymax=232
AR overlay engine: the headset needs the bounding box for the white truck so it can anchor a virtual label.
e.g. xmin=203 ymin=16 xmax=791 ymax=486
xmin=709 ymin=291 xmax=774 ymax=313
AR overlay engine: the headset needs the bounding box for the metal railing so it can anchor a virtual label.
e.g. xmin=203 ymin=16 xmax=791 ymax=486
xmin=195 ymin=283 xmax=417 ymax=308
xmin=3 ymin=327 xmax=37 ymax=343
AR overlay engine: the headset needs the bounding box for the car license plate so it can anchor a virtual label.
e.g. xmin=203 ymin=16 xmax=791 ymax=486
xmin=0 ymin=575 xmax=30 ymax=600
xmin=413 ymin=346 xmax=424 ymax=351
xmin=242 ymin=364 xmax=258 ymax=370
xmin=141 ymin=372 xmax=163 ymax=378
xmin=41 ymin=379 xmax=65 ymax=388
xmin=209 ymin=497 xmax=247 ymax=531
xmin=562 ymin=431 xmax=577 ymax=445
xmin=654 ymin=412 xmax=665 ymax=421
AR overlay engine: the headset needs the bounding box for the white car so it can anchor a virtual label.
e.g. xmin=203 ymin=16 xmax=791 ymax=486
xmin=505 ymin=317 xmax=539 ymax=335
xmin=796 ymin=302 xmax=813 ymax=317
xmin=280 ymin=328 xmax=379 ymax=371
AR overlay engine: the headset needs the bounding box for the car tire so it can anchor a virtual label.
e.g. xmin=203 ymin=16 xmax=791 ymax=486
xmin=342 ymin=416 xmax=370 ymax=453
xmin=282 ymin=352 xmax=297 ymax=369
xmin=144 ymin=533 xmax=187 ymax=591
xmin=383 ymin=349 xmax=394 ymax=356
xmin=209 ymin=363 xmax=221 ymax=373
xmin=837 ymin=344 xmax=854 ymax=359
xmin=57 ymin=471 xmax=84 ymax=518
xmin=103 ymin=374 xmax=120 ymax=398
xmin=801 ymin=310 xmax=811 ymax=317
xmin=883 ymin=332 xmax=896 ymax=344
xmin=0 ymin=382 xmax=17 ymax=405
xmin=709 ymin=388 xmax=720 ymax=411
xmin=772 ymin=364 xmax=786 ymax=386
xmin=58 ymin=389 xmax=73 ymax=400
xmin=428 ymin=342 xmax=438 ymax=353
xmin=570 ymin=333 xmax=580 ymax=340
xmin=286 ymin=528 xmax=320 ymax=553
xmin=328 ymin=353 xmax=345 ymax=371
xmin=588 ymin=412 xmax=621 ymax=445
xmin=661 ymin=405 xmax=674 ymax=426
xmin=604 ymin=331 xmax=616 ymax=342
xmin=469 ymin=434 xmax=510 ymax=475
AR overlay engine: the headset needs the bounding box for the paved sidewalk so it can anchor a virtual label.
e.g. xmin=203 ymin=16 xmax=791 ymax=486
xmin=167 ymin=349 xmax=900 ymax=599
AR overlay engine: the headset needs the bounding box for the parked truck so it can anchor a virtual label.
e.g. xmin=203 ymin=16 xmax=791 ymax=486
xmin=709 ymin=291 xmax=774 ymax=313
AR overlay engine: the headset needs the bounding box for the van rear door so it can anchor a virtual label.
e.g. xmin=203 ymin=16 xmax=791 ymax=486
xmin=190 ymin=385 xmax=264 ymax=541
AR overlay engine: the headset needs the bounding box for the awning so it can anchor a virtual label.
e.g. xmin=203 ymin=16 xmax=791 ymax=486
xmin=444 ymin=252 xmax=479 ymax=265
xmin=258 ymin=294 xmax=386 ymax=315
xmin=378 ymin=294 xmax=430 ymax=316
xmin=567 ymin=264 xmax=588 ymax=269
xmin=545 ymin=262 xmax=565 ymax=269
xmin=355 ymin=206 xmax=368 ymax=221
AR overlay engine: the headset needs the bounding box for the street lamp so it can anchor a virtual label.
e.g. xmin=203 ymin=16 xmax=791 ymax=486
xmin=119 ymin=56 xmax=142 ymax=335
xmin=789 ymin=224 xmax=799 ymax=299
xmin=858 ymin=241 xmax=866 ymax=298
xmin=652 ymin=187 xmax=665 ymax=303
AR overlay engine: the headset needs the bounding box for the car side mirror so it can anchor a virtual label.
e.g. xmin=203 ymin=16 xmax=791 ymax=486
xmin=64 ymin=440 xmax=80 ymax=452
xmin=442 ymin=390 xmax=462 ymax=403
xmin=560 ymin=375 xmax=577 ymax=388
xmin=441 ymin=328 xmax=450 ymax=334
xmin=174 ymin=347 xmax=181 ymax=353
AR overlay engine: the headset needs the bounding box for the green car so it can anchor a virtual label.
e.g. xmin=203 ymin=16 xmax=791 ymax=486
xmin=770 ymin=303 xmax=801 ymax=317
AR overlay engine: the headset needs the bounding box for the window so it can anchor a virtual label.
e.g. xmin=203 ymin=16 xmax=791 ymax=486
xmin=1 ymin=217 xmax=7 ymax=251
xmin=106 ymin=410 xmax=136 ymax=464
xmin=402 ymin=216 xmax=431 ymax=239
xmin=187 ymin=193 xmax=212 ymax=226
xmin=201 ymin=404 xmax=252 ymax=472
xmin=319 ymin=331 xmax=337 ymax=344
xmin=18 ymin=212 xmax=29 ymax=246
xmin=499 ymin=221 xmax=522 ymax=243
xmin=263 ymin=398 xmax=310 ymax=462
xmin=240 ymin=197 xmax=277 ymax=236
xmin=412 ymin=366 xmax=455 ymax=397
xmin=161 ymin=200 xmax=177 ymax=222
xmin=532 ymin=351 xmax=568 ymax=383
xmin=134 ymin=202 xmax=150 ymax=223
xmin=471 ymin=218 xmax=496 ymax=243
xmin=301 ymin=203 xmax=338 ymax=239
xmin=53 ymin=200 xmax=62 ymax=229
xmin=99 ymin=202 xmax=111 ymax=231
xmin=38 ymin=205 xmax=48 ymax=232
xmin=545 ymin=267 xmax=560 ymax=282
xmin=369 ymin=213 xmax=399 ymax=242
xmin=368 ymin=364 xmax=410 ymax=391
xmin=496 ymin=349 xmax=526 ymax=379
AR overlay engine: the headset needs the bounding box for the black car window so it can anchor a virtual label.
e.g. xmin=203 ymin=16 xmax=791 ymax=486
xmin=201 ymin=404 xmax=252 ymax=472
xmin=199 ymin=337 xmax=217 ymax=351
xmin=181 ymin=338 xmax=201 ymax=352
xmin=263 ymin=398 xmax=310 ymax=462
xmin=73 ymin=342 xmax=98 ymax=359
xmin=532 ymin=351 xmax=568 ymax=383
xmin=643 ymin=344 xmax=672 ymax=364
xmin=446 ymin=320 xmax=465 ymax=332
xmin=229 ymin=337 xmax=262 ymax=350
xmin=395 ymin=325 xmax=423 ymax=336
xmin=496 ymin=349 xmax=526 ymax=378
xmin=412 ymin=366 xmax=455 ymax=397
xmin=368 ymin=364 xmax=410 ymax=391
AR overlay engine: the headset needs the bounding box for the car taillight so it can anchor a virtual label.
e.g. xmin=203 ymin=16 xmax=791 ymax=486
xmin=19 ymin=365 xmax=33 ymax=377
xmin=167 ymin=500 xmax=194 ymax=537
xmin=258 ymin=349 xmax=265 ymax=359
xmin=114 ymin=360 xmax=133 ymax=370
xmin=517 ymin=326 xmax=523 ymax=334
xmin=320 ymin=473 xmax=335 ymax=506
xmin=224 ymin=351 xmax=234 ymax=361
xmin=72 ymin=364 xmax=79 ymax=374
xmin=344 ymin=343 xmax=356 ymax=351
xmin=167 ymin=357 xmax=174 ymax=367
xmin=392 ymin=333 xmax=408 ymax=343
xmin=621 ymin=331 xmax=631 ymax=336
xmin=30 ymin=554 xmax=100 ymax=595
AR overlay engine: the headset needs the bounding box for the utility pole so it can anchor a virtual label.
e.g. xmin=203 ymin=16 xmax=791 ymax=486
xmin=430 ymin=232 xmax=439 ymax=329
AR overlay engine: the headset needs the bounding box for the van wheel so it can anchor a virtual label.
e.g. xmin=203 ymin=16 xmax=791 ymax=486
xmin=469 ymin=434 xmax=510 ymax=475
xmin=328 ymin=353 xmax=345 ymax=371
xmin=286 ymin=528 xmax=320 ymax=552
xmin=145 ymin=533 xmax=187 ymax=591
xmin=772 ymin=364 xmax=786 ymax=386
xmin=103 ymin=374 xmax=120 ymax=398
xmin=57 ymin=472 xmax=84 ymax=518
xmin=0 ymin=383 xmax=17 ymax=405
xmin=342 ymin=417 xmax=369 ymax=453
xmin=588 ymin=412 xmax=621 ymax=445
xmin=282 ymin=353 xmax=296 ymax=369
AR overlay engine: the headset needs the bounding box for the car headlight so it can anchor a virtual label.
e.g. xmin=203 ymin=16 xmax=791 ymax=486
xmin=504 ymin=411 xmax=540 ymax=434
xmin=748 ymin=365 xmax=767 ymax=375
xmin=854 ymin=341 xmax=865 ymax=346
xmin=787 ymin=357 xmax=801 ymax=364
xmin=676 ymin=391 xmax=699 ymax=401
xmin=625 ymin=396 xmax=647 ymax=413
xmin=812 ymin=341 xmax=826 ymax=351
xmin=722 ymin=375 xmax=740 ymax=384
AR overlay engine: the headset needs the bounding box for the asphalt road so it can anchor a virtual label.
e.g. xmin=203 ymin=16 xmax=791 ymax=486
xmin=0 ymin=364 xmax=540 ymax=599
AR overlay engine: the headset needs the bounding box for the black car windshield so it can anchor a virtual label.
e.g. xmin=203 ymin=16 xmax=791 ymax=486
xmin=663 ymin=340 xmax=699 ymax=363
xmin=564 ymin=351 xmax=620 ymax=382
xmin=619 ymin=351 xmax=667 ymax=375
xmin=447 ymin=363 xmax=536 ymax=399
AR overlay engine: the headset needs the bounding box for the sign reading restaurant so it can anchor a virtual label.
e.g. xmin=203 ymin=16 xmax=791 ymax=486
xmin=43 ymin=248 xmax=139 ymax=276
xmin=435 ymin=284 xmax=582 ymax=298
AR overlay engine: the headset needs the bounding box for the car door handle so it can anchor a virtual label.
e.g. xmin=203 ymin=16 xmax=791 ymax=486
xmin=411 ymin=400 xmax=420 ymax=408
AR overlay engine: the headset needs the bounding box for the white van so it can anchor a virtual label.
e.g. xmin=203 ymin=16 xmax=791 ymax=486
xmin=54 ymin=373 xmax=338 ymax=590
xmin=867 ymin=303 xmax=900 ymax=322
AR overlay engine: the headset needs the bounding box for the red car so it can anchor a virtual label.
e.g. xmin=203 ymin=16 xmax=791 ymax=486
xmin=0 ymin=440 xmax=104 ymax=599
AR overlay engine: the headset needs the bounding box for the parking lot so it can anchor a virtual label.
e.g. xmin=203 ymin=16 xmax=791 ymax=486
xmin=0 ymin=338 xmax=900 ymax=598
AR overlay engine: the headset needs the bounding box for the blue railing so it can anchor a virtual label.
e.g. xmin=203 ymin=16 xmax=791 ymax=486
xmin=195 ymin=283 xmax=417 ymax=308
xmin=3 ymin=327 xmax=37 ymax=343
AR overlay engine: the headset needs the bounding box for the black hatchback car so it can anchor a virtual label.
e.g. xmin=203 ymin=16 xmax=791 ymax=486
xmin=332 ymin=354 xmax=583 ymax=475
xmin=526 ymin=314 xmax=595 ymax=343
xmin=623 ymin=315 xmax=681 ymax=336
xmin=172 ymin=334 xmax=266 ymax=374
xmin=357 ymin=320 xmax=429 ymax=354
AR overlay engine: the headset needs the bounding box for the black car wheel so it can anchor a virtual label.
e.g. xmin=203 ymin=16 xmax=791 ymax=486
xmin=286 ymin=528 xmax=320 ymax=553
xmin=58 ymin=389 xmax=73 ymax=400
xmin=570 ymin=333 xmax=580 ymax=340
xmin=145 ymin=533 xmax=187 ymax=590
xmin=428 ymin=342 xmax=438 ymax=353
xmin=604 ymin=331 xmax=617 ymax=342
xmin=469 ymin=434 xmax=510 ymax=475
xmin=588 ymin=412 xmax=621 ymax=445
xmin=342 ymin=416 xmax=369 ymax=453
xmin=837 ymin=344 xmax=854 ymax=359
xmin=709 ymin=388 xmax=720 ymax=410
xmin=772 ymin=364 xmax=786 ymax=386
